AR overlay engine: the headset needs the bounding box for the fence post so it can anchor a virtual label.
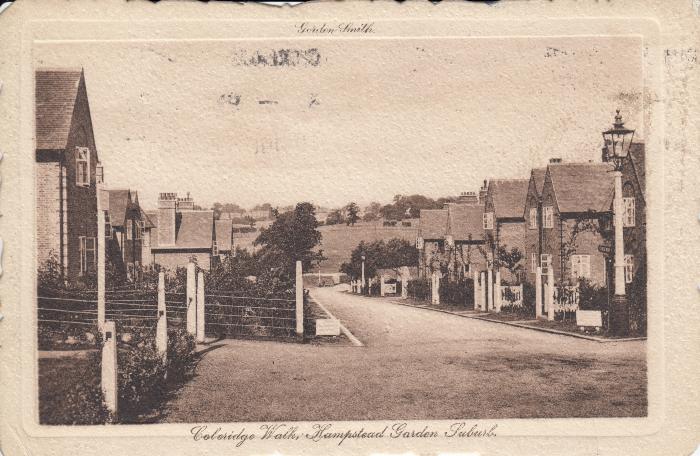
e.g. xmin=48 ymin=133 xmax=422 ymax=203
xmin=479 ymin=272 xmax=486 ymax=310
xmin=295 ymin=261 xmax=304 ymax=336
xmin=186 ymin=262 xmax=196 ymax=336
xmin=535 ymin=267 xmax=542 ymax=319
xmin=486 ymin=269 xmax=493 ymax=311
xmin=401 ymin=273 xmax=408 ymax=300
xmin=101 ymin=320 xmax=118 ymax=418
xmin=156 ymin=272 xmax=168 ymax=361
xmin=472 ymin=270 xmax=478 ymax=310
xmin=380 ymin=276 xmax=386 ymax=297
xmin=196 ymin=271 xmax=205 ymax=343
xmin=97 ymin=185 xmax=106 ymax=330
xmin=431 ymin=271 xmax=440 ymax=305
xmin=495 ymin=270 xmax=502 ymax=313
xmin=547 ymin=268 xmax=555 ymax=321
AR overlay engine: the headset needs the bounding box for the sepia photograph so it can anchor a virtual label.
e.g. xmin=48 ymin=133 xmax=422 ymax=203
xmin=33 ymin=34 xmax=649 ymax=426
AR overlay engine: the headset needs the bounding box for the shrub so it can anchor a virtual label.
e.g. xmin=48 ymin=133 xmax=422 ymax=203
xmin=118 ymin=342 xmax=168 ymax=419
xmin=407 ymin=278 xmax=430 ymax=301
xmin=166 ymin=328 xmax=197 ymax=383
xmin=577 ymin=278 xmax=608 ymax=311
xmin=370 ymin=281 xmax=381 ymax=296
xmin=520 ymin=281 xmax=536 ymax=317
xmin=627 ymin=263 xmax=647 ymax=336
xmin=439 ymin=280 xmax=474 ymax=307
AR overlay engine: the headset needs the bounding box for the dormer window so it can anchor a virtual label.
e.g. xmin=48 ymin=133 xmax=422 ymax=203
xmin=543 ymin=206 xmax=554 ymax=229
xmin=76 ymin=147 xmax=90 ymax=186
xmin=529 ymin=207 xmax=538 ymax=229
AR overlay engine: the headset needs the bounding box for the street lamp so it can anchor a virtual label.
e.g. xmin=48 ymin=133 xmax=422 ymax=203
xmin=361 ymin=254 xmax=366 ymax=295
xmin=602 ymin=109 xmax=635 ymax=336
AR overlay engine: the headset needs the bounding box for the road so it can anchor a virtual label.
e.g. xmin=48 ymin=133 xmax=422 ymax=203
xmin=162 ymin=286 xmax=646 ymax=422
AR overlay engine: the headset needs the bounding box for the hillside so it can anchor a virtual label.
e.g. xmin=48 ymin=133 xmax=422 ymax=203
xmin=314 ymin=221 xmax=419 ymax=273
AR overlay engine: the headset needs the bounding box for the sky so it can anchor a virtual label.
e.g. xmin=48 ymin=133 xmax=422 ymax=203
xmin=34 ymin=35 xmax=644 ymax=211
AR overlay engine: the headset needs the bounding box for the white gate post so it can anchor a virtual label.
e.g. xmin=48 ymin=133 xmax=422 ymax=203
xmin=156 ymin=272 xmax=168 ymax=361
xmin=186 ymin=262 xmax=196 ymax=336
xmin=480 ymin=272 xmax=486 ymax=310
xmin=495 ymin=270 xmax=502 ymax=313
xmin=472 ymin=270 xmax=479 ymax=310
xmin=431 ymin=271 xmax=440 ymax=305
xmin=380 ymin=275 xmax=386 ymax=297
xmin=535 ymin=267 xmax=542 ymax=319
xmin=196 ymin=271 xmax=205 ymax=343
xmin=295 ymin=261 xmax=304 ymax=336
xmin=487 ymin=269 xmax=493 ymax=311
xmin=101 ymin=321 xmax=118 ymax=417
xmin=401 ymin=272 xmax=408 ymax=300
xmin=547 ymin=268 xmax=555 ymax=321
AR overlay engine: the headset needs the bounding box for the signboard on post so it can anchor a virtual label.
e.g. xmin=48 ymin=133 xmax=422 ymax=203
xmin=316 ymin=319 xmax=341 ymax=336
xmin=598 ymin=244 xmax=612 ymax=256
xmin=576 ymin=310 xmax=603 ymax=328
xmin=385 ymin=283 xmax=397 ymax=294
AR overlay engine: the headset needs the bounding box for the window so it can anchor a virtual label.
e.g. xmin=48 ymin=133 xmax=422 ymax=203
xmin=483 ymin=212 xmax=494 ymax=230
xmin=623 ymin=197 xmax=635 ymax=227
xmin=543 ymin=206 xmax=554 ymax=228
xmin=529 ymin=207 xmax=538 ymax=229
xmin=212 ymin=240 xmax=219 ymax=256
xmin=624 ymin=254 xmax=634 ymax=283
xmin=79 ymin=236 xmax=96 ymax=275
xmin=540 ymin=254 xmax=552 ymax=274
xmin=571 ymin=255 xmax=591 ymax=279
xmin=76 ymin=147 xmax=90 ymax=186
xmin=105 ymin=213 xmax=112 ymax=239
xmin=134 ymin=221 xmax=142 ymax=240
xmin=531 ymin=253 xmax=537 ymax=272
xmin=126 ymin=222 xmax=133 ymax=240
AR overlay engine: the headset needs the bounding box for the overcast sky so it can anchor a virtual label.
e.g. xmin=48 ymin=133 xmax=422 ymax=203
xmin=35 ymin=36 xmax=644 ymax=210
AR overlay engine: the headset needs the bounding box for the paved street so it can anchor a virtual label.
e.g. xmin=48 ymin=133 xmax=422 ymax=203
xmin=162 ymin=286 xmax=646 ymax=422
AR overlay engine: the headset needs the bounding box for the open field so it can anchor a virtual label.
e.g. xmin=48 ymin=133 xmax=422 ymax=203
xmin=315 ymin=221 xmax=419 ymax=272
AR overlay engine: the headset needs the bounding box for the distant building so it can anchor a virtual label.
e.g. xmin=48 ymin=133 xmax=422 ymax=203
xmin=106 ymin=189 xmax=147 ymax=279
xmin=482 ymin=178 xmax=529 ymax=282
xmin=249 ymin=207 xmax=273 ymax=221
xmin=147 ymin=193 xmax=232 ymax=271
xmin=417 ymin=192 xmax=487 ymax=280
xmin=35 ymin=69 xmax=103 ymax=281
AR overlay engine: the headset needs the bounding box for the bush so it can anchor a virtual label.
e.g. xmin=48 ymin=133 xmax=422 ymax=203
xmin=118 ymin=342 xmax=168 ymax=420
xmin=439 ymin=280 xmax=474 ymax=307
xmin=407 ymin=278 xmax=430 ymax=301
xmin=166 ymin=328 xmax=197 ymax=383
xmin=627 ymin=263 xmax=647 ymax=336
xmin=370 ymin=281 xmax=381 ymax=296
xmin=577 ymin=278 xmax=608 ymax=311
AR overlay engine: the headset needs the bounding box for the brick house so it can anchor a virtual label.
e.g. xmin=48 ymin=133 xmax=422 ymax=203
xmin=482 ymin=179 xmax=529 ymax=282
xmin=522 ymin=168 xmax=547 ymax=284
xmin=539 ymin=162 xmax=616 ymax=287
xmin=147 ymin=193 xmax=232 ymax=271
xmin=417 ymin=192 xmax=487 ymax=280
xmin=35 ymin=69 xmax=103 ymax=281
xmin=106 ymin=189 xmax=148 ymax=279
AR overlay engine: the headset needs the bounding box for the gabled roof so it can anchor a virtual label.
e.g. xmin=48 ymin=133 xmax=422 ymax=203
xmin=446 ymin=204 xmax=484 ymax=242
xmin=531 ymin=168 xmax=547 ymax=197
xmin=419 ymin=209 xmax=448 ymax=239
xmin=144 ymin=210 xmax=158 ymax=227
xmin=547 ymin=162 xmax=615 ymax=213
xmin=140 ymin=208 xmax=156 ymax=229
xmin=107 ymin=189 xmax=130 ymax=227
xmin=173 ymin=211 xmax=215 ymax=249
xmin=215 ymin=219 xmax=233 ymax=251
xmin=489 ymin=179 xmax=529 ymax=219
xmin=36 ymin=69 xmax=84 ymax=150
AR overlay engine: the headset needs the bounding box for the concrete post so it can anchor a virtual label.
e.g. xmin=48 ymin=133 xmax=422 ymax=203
xmin=156 ymin=272 xmax=167 ymax=361
xmin=295 ymin=261 xmax=304 ymax=336
xmin=186 ymin=262 xmax=196 ymax=336
xmin=97 ymin=185 xmax=106 ymax=330
xmin=495 ymin=270 xmax=502 ymax=313
xmin=196 ymin=271 xmax=205 ymax=343
xmin=535 ymin=267 xmax=542 ymax=319
xmin=101 ymin=321 xmax=118 ymax=417
xmin=472 ymin=270 xmax=479 ymax=310
xmin=361 ymin=260 xmax=365 ymax=295
xmin=480 ymin=272 xmax=486 ymax=311
xmin=431 ymin=271 xmax=440 ymax=305
xmin=380 ymin=276 xmax=386 ymax=297
xmin=487 ymin=269 xmax=493 ymax=311
xmin=547 ymin=267 xmax=555 ymax=321
xmin=401 ymin=274 xmax=408 ymax=300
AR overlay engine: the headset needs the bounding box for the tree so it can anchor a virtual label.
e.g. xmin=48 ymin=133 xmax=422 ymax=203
xmin=254 ymin=202 xmax=325 ymax=277
xmin=362 ymin=202 xmax=382 ymax=222
xmin=325 ymin=209 xmax=344 ymax=226
xmin=340 ymin=238 xmax=418 ymax=279
xmin=379 ymin=194 xmax=442 ymax=220
xmin=495 ymin=246 xmax=524 ymax=281
xmin=344 ymin=202 xmax=360 ymax=226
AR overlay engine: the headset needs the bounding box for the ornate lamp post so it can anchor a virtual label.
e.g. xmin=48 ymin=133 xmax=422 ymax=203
xmin=602 ymin=109 xmax=635 ymax=336
xmin=361 ymin=254 xmax=366 ymax=295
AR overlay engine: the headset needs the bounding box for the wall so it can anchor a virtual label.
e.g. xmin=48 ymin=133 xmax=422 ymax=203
xmin=35 ymin=161 xmax=61 ymax=268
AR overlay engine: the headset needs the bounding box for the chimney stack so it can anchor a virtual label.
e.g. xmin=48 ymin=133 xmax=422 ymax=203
xmin=177 ymin=192 xmax=195 ymax=211
xmin=549 ymin=158 xmax=562 ymax=164
xmin=158 ymin=192 xmax=177 ymax=246
xmin=457 ymin=191 xmax=479 ymax=205
xmin=479 ymin=180 xmax=489 ymax=204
